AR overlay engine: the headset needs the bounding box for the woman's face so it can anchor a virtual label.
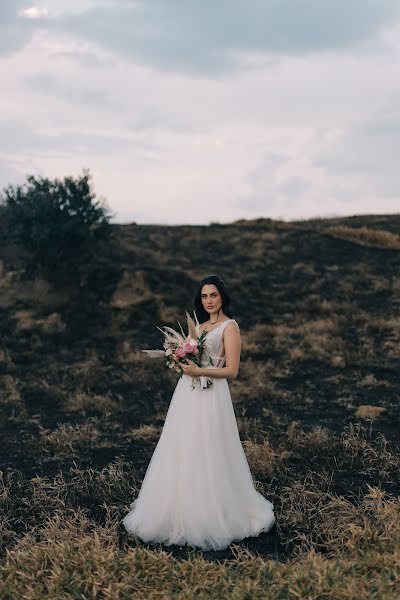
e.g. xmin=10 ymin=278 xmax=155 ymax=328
xmin=201 ymin=284 xmax=222 ymax=314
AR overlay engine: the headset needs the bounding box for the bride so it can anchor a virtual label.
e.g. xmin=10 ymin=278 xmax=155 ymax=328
xmin=122 ymin=274 xmax=275 ymax=551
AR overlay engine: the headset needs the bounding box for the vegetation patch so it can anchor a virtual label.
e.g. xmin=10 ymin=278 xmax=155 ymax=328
xmin=1 ymin=212 xmax=399 ymax=597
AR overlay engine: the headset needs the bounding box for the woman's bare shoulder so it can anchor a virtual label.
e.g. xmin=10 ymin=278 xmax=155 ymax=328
xmin=224 ymin=319 xmax=240 ymax=332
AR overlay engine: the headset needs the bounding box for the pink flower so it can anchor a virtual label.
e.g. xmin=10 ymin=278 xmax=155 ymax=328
xmin=176 ymin=347 xmax=187 ymax=358
xmin=184 ymin=342 xmax=197 ymax=354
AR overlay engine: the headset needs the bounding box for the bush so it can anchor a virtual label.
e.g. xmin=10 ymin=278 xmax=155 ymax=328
xmin=0 ymin=170 xmax=113 ymax=279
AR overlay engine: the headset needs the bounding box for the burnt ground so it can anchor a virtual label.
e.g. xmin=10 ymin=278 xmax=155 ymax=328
xmin=0 ymin=213 xmax=399 ymax=562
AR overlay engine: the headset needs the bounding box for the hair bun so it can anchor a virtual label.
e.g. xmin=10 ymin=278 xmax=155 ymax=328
xmin=200 ymin=274 xmax=225 ymax=286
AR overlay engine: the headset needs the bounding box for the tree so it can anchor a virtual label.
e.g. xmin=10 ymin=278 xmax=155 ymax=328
xmin=0 ymin=170 xmax=113 ymax=280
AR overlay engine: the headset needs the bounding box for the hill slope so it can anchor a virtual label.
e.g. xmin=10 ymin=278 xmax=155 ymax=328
xmin=0 ymin=213 xmax=399 ymax=592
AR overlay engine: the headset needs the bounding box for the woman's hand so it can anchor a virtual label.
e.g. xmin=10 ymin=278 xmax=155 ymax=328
xmin=178 ymin=359 xmax=201 ymax=377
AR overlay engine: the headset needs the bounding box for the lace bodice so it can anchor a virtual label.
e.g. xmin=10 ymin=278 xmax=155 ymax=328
xmin=200 ymin=319 xmax=237 ymax=369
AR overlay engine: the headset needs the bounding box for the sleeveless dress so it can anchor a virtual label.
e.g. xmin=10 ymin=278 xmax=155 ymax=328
xmin=122 ymin=318 xmax=275 ymax=551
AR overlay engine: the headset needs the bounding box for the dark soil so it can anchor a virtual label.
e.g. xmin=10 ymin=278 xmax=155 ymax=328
xmin=1 ymin=213 xmax=399 ymax=562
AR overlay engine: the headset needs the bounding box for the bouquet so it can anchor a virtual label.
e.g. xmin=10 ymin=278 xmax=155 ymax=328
xmin=142 ymin=310 xmax=214 ymax=390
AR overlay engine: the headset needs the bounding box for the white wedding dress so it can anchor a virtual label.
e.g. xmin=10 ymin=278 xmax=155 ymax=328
xmin=122 ymin=319 xmax=275 ymax=551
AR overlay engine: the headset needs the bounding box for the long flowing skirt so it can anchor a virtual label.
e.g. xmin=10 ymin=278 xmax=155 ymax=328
xmin=122 ymin=373 xmax=275 ymax=551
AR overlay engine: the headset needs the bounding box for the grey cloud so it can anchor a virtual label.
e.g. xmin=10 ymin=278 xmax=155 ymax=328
xmin=313 ymin=106 xmax=400 ymax=176
xmin=236 ymin=104 xmax=400 ymax=215
xmin=0 ymin=158 xmax=26 ymax=190
xmin=50 ymin=49 xmax=115 ymax=68
xmin=231 ymin=152 xmax=312 ymax=212
xmin=49 ymin=0 xmax=400 ymax=75
xmin=0 ymin=118 xmax=163 ymax=162
xmin=26 ymin=72 xmax=199 ymax=134
xmin=278 ymin=175 xmax=313 ymax=196
xmin=126 ymin=112 xmax=204 ymax=134
xmin=27 ymin=72 xmax=118 ymax=109
xmin=0 ymin=0 xmax=36 ymax=56
xmin=0 ymin=0 xmax=27 ymax=21
xmin=310 ymin=109 xmax=400 ymax=202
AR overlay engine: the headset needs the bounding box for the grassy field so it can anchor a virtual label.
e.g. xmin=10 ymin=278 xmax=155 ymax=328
xmin=0 ymin=214 xmax=399 ymax=598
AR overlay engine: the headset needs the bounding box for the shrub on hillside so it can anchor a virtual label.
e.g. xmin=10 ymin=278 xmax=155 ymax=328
xmin=0 ymin=170 xmax=113 ymax=279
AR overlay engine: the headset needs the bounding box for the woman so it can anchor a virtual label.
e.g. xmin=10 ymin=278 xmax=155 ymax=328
xmin=122 ymin=274 xmax=275 ymax=551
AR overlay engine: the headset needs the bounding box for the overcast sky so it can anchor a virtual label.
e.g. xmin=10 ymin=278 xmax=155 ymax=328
xmin=1 ymin=0 xmax=400 ymax=224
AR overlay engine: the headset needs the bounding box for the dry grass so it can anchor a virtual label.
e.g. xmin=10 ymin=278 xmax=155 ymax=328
xmin=0 ymin=350 xmax=14 ymax=371
xmin=232 ymin=358 xmax=280 ymax=402
xmin=239 ymin=317 xmax=347 ymax=375
xmin=9 ymin=309 xmax=66 ymax=335
xmin=369 ymin=317 xmax=400 ymax=359
xmin=65 ymin=391 xmax=123 ymax=415
xmin=0 ymin=375 xmax=28 ymax=425
xmin=286 ymin=421 xmax=400 ymax=484
xmin=292 ymin=261 xmax=319 ymax=276
xmin=115 ymin=340 xmax=138 ymax=364
xmin=243 ymin=438 xmax=281 ymax=479
xmin=355 ymin=405 xmax=387 ymax=420
xmin=111 ymin=270 xmax=154 ymax=308
xmin=230 ymin=230 xmax=279 ymax=260
xmin=0 ymin=421 xmax=399 ymax=598
xmin=296 ymin=317 xmax=345 ymax=364
xmin=326 ymin=225 xmax=400 ymax=249
xmin=357 ymin=374 xmax=391 ymax=388
xmin=236 ymin=416 xmax=265 ymax=441
xmin=68 ymin=351 xmax=102 ymax=377
xmin=39 ymin=422 xmax=102 ymax=455
xmin=1 ymin=215 xmax=400 ymax=597
xmin=0 ymin=273 xmax=68 ymax=310
xmin=126 ymin=424 xmax=161 ymax=440
xmin=279 ymin=483 xmax=400 ymax=558
xmin=0 ymin=493 xmax=399 ymax=599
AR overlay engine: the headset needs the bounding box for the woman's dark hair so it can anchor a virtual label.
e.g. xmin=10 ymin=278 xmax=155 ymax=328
xmin=193 ymin=275 xmax=234 ymax=323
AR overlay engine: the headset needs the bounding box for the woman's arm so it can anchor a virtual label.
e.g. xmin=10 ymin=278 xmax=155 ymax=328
xmin=198 ymin=321 xmax=241 ymax=380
